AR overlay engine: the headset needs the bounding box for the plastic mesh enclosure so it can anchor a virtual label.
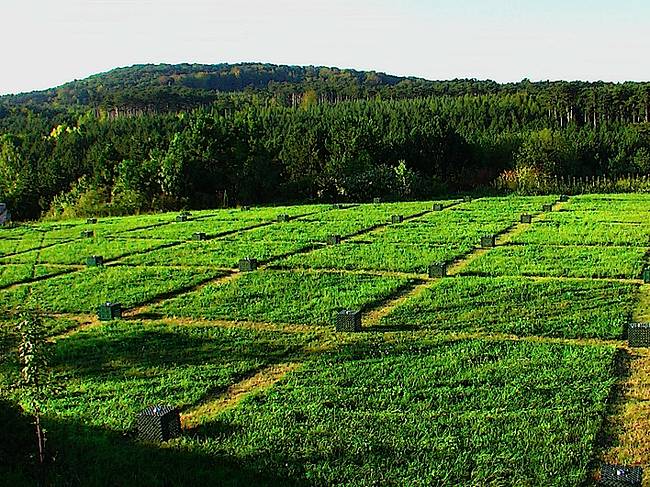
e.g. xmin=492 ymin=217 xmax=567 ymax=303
xmin=137 ymin=405 xmax=181 ymax=443
xmin=336 ymin=310 xmax=362 ymax=332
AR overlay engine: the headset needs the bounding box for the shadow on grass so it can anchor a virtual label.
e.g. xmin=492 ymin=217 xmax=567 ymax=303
xmin=2 ymin=399 xmax=309 ymax=487
xmin=52 ymin=326 xmax=308 ymax=379
xmin=586 ymin=347 xmax=633 ymax=486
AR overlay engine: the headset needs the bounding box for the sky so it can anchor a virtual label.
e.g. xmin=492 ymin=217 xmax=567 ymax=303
xmin=1 ymin=0 xmax=650 ymax=95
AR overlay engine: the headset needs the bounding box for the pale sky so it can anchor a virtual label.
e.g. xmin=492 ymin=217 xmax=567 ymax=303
xmin=2 ymin=0 xmax=649 ymax=95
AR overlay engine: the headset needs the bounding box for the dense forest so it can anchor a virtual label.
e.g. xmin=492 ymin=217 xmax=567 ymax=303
xmin=1 ymin=63 xmax=649 ymax=220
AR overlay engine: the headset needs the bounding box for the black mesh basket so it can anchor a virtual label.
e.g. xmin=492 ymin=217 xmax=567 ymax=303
xmin=239 ymin=258 xmax=258 ymax=272
xmin=480 ymin=235 xmax=496 ymax=248
xmin=542 ymin=204 xmax=553 ymax=212
xmin=86 ymin=255 xmax=104 ymax=267
xmin=192 ymin=232 xmax=207 ymax=241
xmin=432 ymin=203 xmax=443 ymax=211
xmin=98 ymin=302 xmax=122 ymax=321
xmin=600 ymin=464 xmax=642 ymax=486
xmin=520 ymin=214 xmax=532 ymax=224
xmin=391 ymin=215 xmax=404 ymax=224
xmin=428 ymin=262 xmax=447 ymax=278
xmin=628 ymin=323 xmax=650 ymax=348
xmin=137 ymin=405 xmax=181 ymax=443
xmin=336 ymin=310 xmax=361 ymax=332
xmin=327 ymin=235 xmax=341 ymax=245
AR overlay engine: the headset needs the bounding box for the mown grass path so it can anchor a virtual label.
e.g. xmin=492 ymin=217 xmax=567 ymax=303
xmin=598 ymin=282 xmax=650 ymax=485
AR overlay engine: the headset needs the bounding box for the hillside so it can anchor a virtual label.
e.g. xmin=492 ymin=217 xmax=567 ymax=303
xmin=0 ymin=63 xmax=427 ymax=112
xmin=4 ymin=62 xmax=650 ymax=115
xmin=1 ymin=194 xmax=649 ymax=485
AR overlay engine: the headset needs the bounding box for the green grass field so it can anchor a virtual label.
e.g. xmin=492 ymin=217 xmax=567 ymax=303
xmin=1 ymin=194 xmax=649 ymax=486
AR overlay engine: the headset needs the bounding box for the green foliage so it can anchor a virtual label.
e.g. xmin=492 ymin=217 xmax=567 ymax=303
xmin=17 ymin=312 xmax=51 ymax=410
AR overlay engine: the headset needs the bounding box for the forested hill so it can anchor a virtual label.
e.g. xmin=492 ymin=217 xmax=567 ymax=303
xmin=4 ymin=62 xmax=650 ymax=117
xmin=1 ymin=62 xmax=650 ymax=221
xmin=0 ymin=63 xmax=420 ymax=112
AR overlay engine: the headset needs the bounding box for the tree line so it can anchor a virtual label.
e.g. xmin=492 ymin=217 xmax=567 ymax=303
xmin=1 ymin=66 xmax=650 ymax=220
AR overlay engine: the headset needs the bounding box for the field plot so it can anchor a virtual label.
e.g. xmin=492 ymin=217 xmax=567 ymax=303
xmin=0 ymin=264 xmax=75 ymax=289
xmin=157 ymin=270 xmax=414 ymax=325
xmin=562 ymin=194 xmax=650 ymax=212
xmin=189 ymin=204 xmax=328 ymax=220
xmin=381 ymin=276 xmax=638 ymax=339
xmin=462 ymin=244 xmax=647 ymax=279
xmin=447 ymin=195 xmax=558 ymax=215
xmin=121 ymin=217 xmax=261 ymax=240
xmin=232 ymin=219 xmax=380 ymax=243
xmin=548 ymin=209 xmax=650 ymax=224
xmin=1 ymin=266 xmax=226 ymax=313
xmin=510 ymin=220 xmax=649 ymax=246
xmin=277 ymin=240 xmax=473 ymax=273
xmin=298 ymin=200 xmax=441 ymax=224
xmin=1 ymin=194 xmax=649 ymax=486
xmin=0 ymin=238 xmax=175 ymax=265
xmin=3 ymin=321 xmax=313 ymax=430
xmin=0 ymin=234 xmax=49 ymax=258
xmin=121 ymin=238 xmax=310 ymax=267
xmin=211 ymin=340 xmax=616 ymax=486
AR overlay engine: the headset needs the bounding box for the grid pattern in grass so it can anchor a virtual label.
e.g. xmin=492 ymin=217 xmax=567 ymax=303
xmin=381 ymin=276 xmax=638 ymax=339
xmin=462 ymin=244 xmax=647 ymax=279
xmin=157 ymin=270 xmax=414 ymax=325
xmin=0 ymin=264 xmax=75 ymax=289
xmin=212 ymin=339 xmax=616 ymax=486
xmin=0 ymin=235 xmax=48 ymax=258
xmin=120 ymin=238 xmax=310 ymax=267
xmin=232 ymin=219 xmax=378 ymax=243
xmin=1 ymin=238 xmax=176 ymax=265
xmin=300 ymin=201 xmax=441 ymax=224
xmin=276 ymin=240 xmax=473 ymax=274
xmin=4 ymin=321 xmax=313 ymax=431
xmin=1 ymin=266 xmax=226 ymax=313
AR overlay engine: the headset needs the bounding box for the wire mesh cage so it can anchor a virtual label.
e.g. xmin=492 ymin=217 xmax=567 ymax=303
xmin=600 ymin=464 xmax=642 ymax=486
xmin=628 ymin=323 xmax=650 ymax=348
xmin=336 ymin=310 xmax=362 ymax=332
xmin=98 ymin=302 xmax=122 ymax=321
xmin=239 ymin=258 xmax=258 ymax=272
xmin=137 ymin=405 xmax=181 ymax=443
xmin=480 ymin=235 xmax=496 ymax=248
xmin=86 ymin=255 xmax=104 ymax=267
xmin=428 ymin=262 xmax=447 ymax=278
